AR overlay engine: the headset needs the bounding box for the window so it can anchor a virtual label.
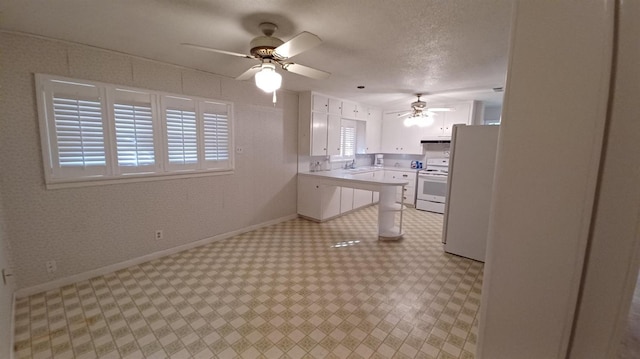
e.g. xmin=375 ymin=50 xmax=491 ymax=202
xmin=110 ymin=88 xmax=158 ymax=173
xmin=332 ymin=119 xmax=356 ymax=162
xmin=36 ymin=74 xmax=233 ymax=187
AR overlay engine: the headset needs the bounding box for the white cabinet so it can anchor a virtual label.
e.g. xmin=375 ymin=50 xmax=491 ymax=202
xmin=384 ymin=170 xmax=417 ymax=205
xmin=341 ymin=101 xmax=367 ymax=120
xmin=298 ymin=176 xmax=341 ymax=221
xmin=300 ymin=92 xmax=342 ymax=157
xmin=312 ymin=94 xmax=342 ymax=114
xmin=422 ymin=101 xmax=475 ymax=138
xmin=365 ymin=108 xmax=382 ymax=153
xmin=311 ymin=112 xmax=341 ymax=156
xmin=354 ymin=189 xmax=373 ymax=208
xmin=340 ymin=187 xmax=354 ymax=214
xmin=380 ymin=115 xmax=424 ymax=154
xmin=298 ymin=174 xmax=376 ymax=221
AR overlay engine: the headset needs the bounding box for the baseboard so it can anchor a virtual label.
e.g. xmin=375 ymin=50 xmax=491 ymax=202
xmin=14 ymin=214 xmax=297 ymax=298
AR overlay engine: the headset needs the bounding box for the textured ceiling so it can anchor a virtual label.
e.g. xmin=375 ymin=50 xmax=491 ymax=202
xmin=0 ymin=0 xmax=512 ymax=109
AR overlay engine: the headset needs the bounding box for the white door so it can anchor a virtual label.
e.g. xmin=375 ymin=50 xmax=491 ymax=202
xmin=0 ymin=215 xmax=14 ymax=359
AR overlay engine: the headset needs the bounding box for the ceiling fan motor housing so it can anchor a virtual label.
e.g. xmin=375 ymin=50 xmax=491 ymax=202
xmin=412 ymin=100 xmax=427 ymax=110
xmin=250 ymin=36 xmax=284 ymax=58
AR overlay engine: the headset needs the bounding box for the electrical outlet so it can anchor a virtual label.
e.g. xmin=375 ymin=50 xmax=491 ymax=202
xmin=46 ymin=260 xmax=57 ymax=273
xmin=235 ymin=146 xmax=244 ymax=154
xmin=155 ymin=230 xmax=163 ymax=240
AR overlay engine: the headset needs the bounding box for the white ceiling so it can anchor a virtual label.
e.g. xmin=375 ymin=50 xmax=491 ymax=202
xmin=0 ymin=0 xmax=512 ymax=109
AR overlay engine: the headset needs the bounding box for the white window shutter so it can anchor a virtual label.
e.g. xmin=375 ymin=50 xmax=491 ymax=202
xmin=110 ymin=88 xmax=158 ymax=174
xmin=162 ymin=96 xmax=199 ymax=171
xmin=44 ymin=79 xmax=108 ymax=179
xmin=340 ymin=119 xmax=357 ymax=158
xmin=200 ymin=101 xmax=231 ymax=169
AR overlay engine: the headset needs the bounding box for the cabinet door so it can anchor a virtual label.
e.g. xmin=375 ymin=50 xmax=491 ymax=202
xmin=353 ymin=189 xmax=373 ymax=209
xmin=340 ymin=187 xmax=354 ymax=213
xmin=328 ymin=98 xmax=342 ymax=115
xmin=327 ymin=114 xmax=342 ymax=156
xmin=442 ymin=102 xmax=472 ymax=136
xmin=297 ymin=176 xmax=322 ymax=220
xmin=422 ymin=114 xmax=446 ymax=137
xmin=381 ymin=116 xmax=402 ymax=153
xmin=321 ymin=185 xmax=341 ymax=220
xmin=355 ymin=104 xmax=367 ymax=120
xmin=341 ymin=101 xmax=357 ymax=119
xmin=312 ymin=94 xmax=329 ymax=112
xmin=365 ymin=109 xmax=382 ymax=153
xmin=311 ymin=112 xmax=328 ymax=156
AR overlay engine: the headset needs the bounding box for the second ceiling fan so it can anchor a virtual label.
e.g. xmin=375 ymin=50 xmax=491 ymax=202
xmin=395 ymin=94 xmax=453 ymax=118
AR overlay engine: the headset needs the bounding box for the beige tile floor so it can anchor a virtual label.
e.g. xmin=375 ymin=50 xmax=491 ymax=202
xmin=13 ymin=206 xmax=484 ymax=359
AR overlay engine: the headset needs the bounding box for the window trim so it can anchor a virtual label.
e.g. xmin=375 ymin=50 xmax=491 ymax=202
xmin=35 ymin=74 xmax=235 ymax=189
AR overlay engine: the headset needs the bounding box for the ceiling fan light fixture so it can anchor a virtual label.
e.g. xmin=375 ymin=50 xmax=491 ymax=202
xmin=255 ymin=63 xmax=282 ymax=93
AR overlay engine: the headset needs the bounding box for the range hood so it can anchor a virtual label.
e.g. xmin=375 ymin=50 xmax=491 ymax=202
xmin=421 ymin=138 xmax=451 ymax=144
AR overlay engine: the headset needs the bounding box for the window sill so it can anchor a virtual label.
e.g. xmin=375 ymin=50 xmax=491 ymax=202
xmin=45 ymin=169 xmax=234 ymax=190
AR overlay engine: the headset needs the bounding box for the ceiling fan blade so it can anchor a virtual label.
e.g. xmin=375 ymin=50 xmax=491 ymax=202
xmin=426 ymin=107 xmax=454 ymax=112
xmin=281 ymin=63 xmax=330 ymax=80
xmin=274 ymin=32 xmax=322 ymax=59
xmin=235 ymin=65 xmax=261 ymax=81
xmin=181 ymin=43 xmax=253 ymax=59
xmin=396 ymin=112 xmax=412 ymax=118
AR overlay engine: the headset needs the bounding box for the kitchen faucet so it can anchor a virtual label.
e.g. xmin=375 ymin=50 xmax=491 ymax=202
xmin=345 ymin=159 xmax=356 ymax=169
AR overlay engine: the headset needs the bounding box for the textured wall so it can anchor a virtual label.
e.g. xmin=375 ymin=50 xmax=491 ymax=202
xmin=0 ymin=32 xmax=299 ymax=289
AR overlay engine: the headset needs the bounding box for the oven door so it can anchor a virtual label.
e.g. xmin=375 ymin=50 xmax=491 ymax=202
xmin=417 ymin=175 xmax=448 ymax=203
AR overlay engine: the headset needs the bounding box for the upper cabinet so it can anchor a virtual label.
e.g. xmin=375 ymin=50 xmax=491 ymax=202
xmin=312 ymin=94 xmax=342 ymax=115
xmin=299 ymin=91 xmax=382 ymax=157
xmin=341 ymin=101 xmax=367 ymax=120
xmin=364 ymin=108 xmax=382 ymax=153
xmin=422 ymin=101 xmax=477 ymax=138
xmin=380 ymin=115 xmax=424 ymax=155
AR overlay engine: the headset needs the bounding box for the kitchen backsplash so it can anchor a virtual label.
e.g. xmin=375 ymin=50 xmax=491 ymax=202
xmin=302 ymin=143 xmax=451 ymax=172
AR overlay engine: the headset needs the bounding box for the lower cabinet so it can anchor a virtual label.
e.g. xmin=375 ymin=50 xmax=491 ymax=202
xmin=298 ymin=176 xmax=340 ymax=221
xmin=298 ymin=175 xmax=375 ymax=221
xmin=383 ymin=170 xmax=417 ymax=206
xmin=340 ymin=187 xmax=354 ymax=214
xmin=354 ymin=189 xmax=373 ymax=208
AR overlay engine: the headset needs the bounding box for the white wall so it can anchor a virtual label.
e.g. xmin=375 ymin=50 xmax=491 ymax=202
xmin=0 ymin=32 xmax=299 ymax=290
xmin=568 ymin=0 xmax=640 ymax=357
xmin=477 ymin=1 xmax=614 ymax=358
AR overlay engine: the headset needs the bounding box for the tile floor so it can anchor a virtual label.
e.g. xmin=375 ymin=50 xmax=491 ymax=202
xmin=12 ymin=206 xmax=484 ymax=359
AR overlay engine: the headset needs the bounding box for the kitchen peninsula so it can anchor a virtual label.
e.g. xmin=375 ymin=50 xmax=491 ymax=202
xmin=297 ymin=169 xmax=409 ymax=239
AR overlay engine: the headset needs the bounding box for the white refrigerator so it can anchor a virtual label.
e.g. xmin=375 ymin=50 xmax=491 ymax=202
xmin=442 ymin=124 xmax=500 ymax=262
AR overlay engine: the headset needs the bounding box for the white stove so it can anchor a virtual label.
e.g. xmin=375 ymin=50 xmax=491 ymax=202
xmin=416 ymin=158 xmax=449 ymax=213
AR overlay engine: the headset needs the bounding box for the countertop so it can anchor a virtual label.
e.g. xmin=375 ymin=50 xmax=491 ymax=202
xmin=298 ymin=167 xmax=410 ymax=190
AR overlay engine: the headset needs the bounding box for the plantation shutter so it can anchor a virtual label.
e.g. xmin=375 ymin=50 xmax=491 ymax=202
xmin=45 ymin=80 xmax=108 ymax=178
xmin=111 ymin=89 xmax=158 ymax=173
xmin=163 ymin=96 xmax=199 ymax=170
xmin=201 ymin=101 xmax=231 ymax=169
xmin=340 ymin=119 xmax=356 ymax=158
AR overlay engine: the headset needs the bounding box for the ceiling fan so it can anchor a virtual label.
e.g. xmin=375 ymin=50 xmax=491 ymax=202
xmin=392 ymin=94 xmax=453 ymax=119
xmin=182 ymin=22 xmax=330 ymax=101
